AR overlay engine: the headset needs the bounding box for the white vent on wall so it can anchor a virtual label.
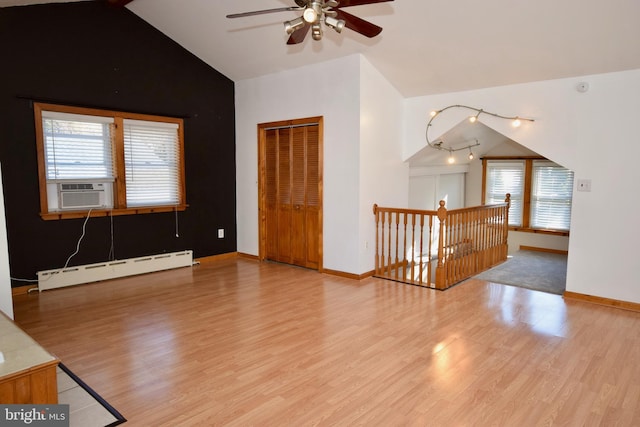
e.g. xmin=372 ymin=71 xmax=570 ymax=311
xmin=58 ymin=182 xmax=108 ymax=210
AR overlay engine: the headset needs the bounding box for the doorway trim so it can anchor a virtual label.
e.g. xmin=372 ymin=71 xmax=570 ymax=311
xmin=257 ymin=116 xmax=324 ymax=272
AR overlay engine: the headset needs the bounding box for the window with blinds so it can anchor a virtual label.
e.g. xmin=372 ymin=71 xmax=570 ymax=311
xmin=42 ymin=111 xmax=114 ymax=181
xmin=530 ymin=161 xmax=574 ymax=231
xmin=124 ymin=119 xmax=181 ymax=207
xmin=485 ymin=161 xmax=525 ymax=227
xmin=483 ymin=158 xmax=574 ymax=233
xmin=34 ymin=102 xmax=185 ymax=219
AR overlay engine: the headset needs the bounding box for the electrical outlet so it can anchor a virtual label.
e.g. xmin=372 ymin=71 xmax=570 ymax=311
xmin=218 ymin=229 xmax=224 ymax=238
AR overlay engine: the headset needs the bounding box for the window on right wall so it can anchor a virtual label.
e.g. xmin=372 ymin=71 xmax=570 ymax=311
xmin=483 ymin=157 xmax=574 ymax=235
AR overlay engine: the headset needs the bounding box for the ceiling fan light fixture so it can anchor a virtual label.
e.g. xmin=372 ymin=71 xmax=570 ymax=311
xmin=303 ymin=3 xmax=321 ymax=23
xmin=311 ymin=23 xmax=323 ymax=40
xmin=228 ymin=0 xmax=393 ymax=45
xmin=284 ymin=17 xmax=305 ymax=35
xmin=325 ymin=16 xmax=345 ymax=33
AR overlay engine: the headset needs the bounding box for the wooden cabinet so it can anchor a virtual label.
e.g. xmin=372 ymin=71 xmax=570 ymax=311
xmin=0 ymin=313 xmax=58 ymax=403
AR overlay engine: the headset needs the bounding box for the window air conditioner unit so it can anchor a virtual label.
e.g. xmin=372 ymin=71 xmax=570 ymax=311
xmin=58 ymin=182 xmax=108 ymax=210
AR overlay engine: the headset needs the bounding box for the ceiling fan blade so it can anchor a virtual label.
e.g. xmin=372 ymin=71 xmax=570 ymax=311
xmin=227 ymin=7 xmax=302 ymax=19
xmin=336 ymin=0 xmax=394 ymax=7
xmin=334 ymin=9 xmax=383 ymax=38
xmin=287 ymin=23 xmax=311 ymax=44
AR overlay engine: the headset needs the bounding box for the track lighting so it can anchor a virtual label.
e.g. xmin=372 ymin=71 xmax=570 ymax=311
xmin=284 ymin=17 xmax=305 ymax=34
xmin=426 ymin=104 xmax=534 ymax=164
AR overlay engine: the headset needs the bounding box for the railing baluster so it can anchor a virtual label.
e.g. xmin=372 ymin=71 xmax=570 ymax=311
xmin=427 ymin=215 xmax=433 ymax=286
xmin=410 ymin=213 xmax=417 ymax=280
xmin=418 ymin=213 xmax=424 ymax=285
xmin=387 ymin=212 xmax=393 ymax=277
xmin=402 ymin=213 xmax=408 ymax=281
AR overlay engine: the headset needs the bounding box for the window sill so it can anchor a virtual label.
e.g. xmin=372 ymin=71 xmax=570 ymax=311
xmin=40 ymin=205 xmax=188 ymax=221
xmin=508 ymin=226 xmax=569 ymax=237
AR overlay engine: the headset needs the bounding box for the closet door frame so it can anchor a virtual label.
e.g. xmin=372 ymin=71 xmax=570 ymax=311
xmin=257 ymin=116 xmax=324 ymax=271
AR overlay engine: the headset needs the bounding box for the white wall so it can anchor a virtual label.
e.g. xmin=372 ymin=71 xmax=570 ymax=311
xmin=404 ymin=69 xmax=640 ymax=303
xmin=410 ymin=168 xmax=466 ymax=211
xmin=358 ymin=57 xmax=407 ymax=273
xmin=236 ymin=55 xmax=361 ymax=273
xmin=236 ymin=54 xmax=406 ymax=275
xmin=0 ymin=163 xmax=13 ymax=319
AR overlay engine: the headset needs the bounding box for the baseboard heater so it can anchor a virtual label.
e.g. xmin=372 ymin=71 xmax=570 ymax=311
xmin=37 ymin=250 xmax=193 ymax=291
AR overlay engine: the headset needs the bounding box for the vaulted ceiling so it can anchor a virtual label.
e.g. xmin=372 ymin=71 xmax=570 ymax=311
xmin=2 ymin=0 xmax=639 ymax=166
xmin=2 ymin=0 xmax=640 ymax=98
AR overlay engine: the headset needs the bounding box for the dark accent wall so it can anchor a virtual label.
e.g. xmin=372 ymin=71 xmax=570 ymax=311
xmin=0 ymin=2 xmax=236 ymax=286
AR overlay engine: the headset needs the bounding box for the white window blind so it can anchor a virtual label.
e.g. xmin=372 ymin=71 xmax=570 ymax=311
xmin=42 ymin=111 xmax=114 ymax=181
xmin=485 ymin=161 xmax=524 ymax=226
xmin=123 ymin=119 xmax=180 ymax=207
xmin=530 ymin=161 xmax=574 ymax=231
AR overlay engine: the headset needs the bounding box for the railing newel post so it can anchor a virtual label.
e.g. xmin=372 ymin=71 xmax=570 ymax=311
xmin=435 ymin=200 xmax=447 ymax=290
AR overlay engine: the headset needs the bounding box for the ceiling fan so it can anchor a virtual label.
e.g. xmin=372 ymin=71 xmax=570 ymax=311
xmin=227 ymin=0 xmax=394 ymax=44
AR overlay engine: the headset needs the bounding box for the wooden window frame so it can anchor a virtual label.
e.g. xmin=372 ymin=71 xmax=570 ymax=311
xmin=34 ymin=102 xmax=187 ymax=220
xmin=482 ymin=156 xmax=570 ymax=237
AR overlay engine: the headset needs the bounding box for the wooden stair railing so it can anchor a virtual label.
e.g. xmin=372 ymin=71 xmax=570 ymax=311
xmin=373 ymin=194 xmax=510 ymax=290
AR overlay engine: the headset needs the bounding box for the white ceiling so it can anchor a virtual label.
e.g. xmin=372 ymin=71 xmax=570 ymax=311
xmin=3 ymin=0 xmax=640 ymax=165
xmin=3 ymin=0 xmax=640 ymax=98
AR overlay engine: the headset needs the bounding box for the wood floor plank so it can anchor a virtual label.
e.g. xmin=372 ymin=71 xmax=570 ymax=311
xmin=12 ymin=258 xmax=640 ymax=426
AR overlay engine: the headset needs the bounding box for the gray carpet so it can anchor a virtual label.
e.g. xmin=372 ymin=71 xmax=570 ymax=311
xmin=473 ymin=249 xmax=567 ymax=294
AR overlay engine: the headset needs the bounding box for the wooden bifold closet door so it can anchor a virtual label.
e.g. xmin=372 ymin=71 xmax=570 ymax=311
xmin=259 ymin=118 xmax=323 ymax=270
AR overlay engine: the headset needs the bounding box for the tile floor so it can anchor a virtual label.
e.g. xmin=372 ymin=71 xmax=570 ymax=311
xmin=57 ymin=366 xmax=123 ymax=427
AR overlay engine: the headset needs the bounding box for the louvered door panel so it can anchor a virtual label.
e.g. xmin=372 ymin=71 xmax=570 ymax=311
xmin=264 ymin=130 xmax=279 ymax=260
xmin=277 ymin=128 xmax=292 ymax=263
xmin=291 ymin=127 xmax=307 ymax=265
xmin=305 ymin=127 xmax=320 ymax=267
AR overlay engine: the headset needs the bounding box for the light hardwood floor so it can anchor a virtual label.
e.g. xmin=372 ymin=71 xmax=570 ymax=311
xmin=13 ymin=258 xmax=640 ymax=426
